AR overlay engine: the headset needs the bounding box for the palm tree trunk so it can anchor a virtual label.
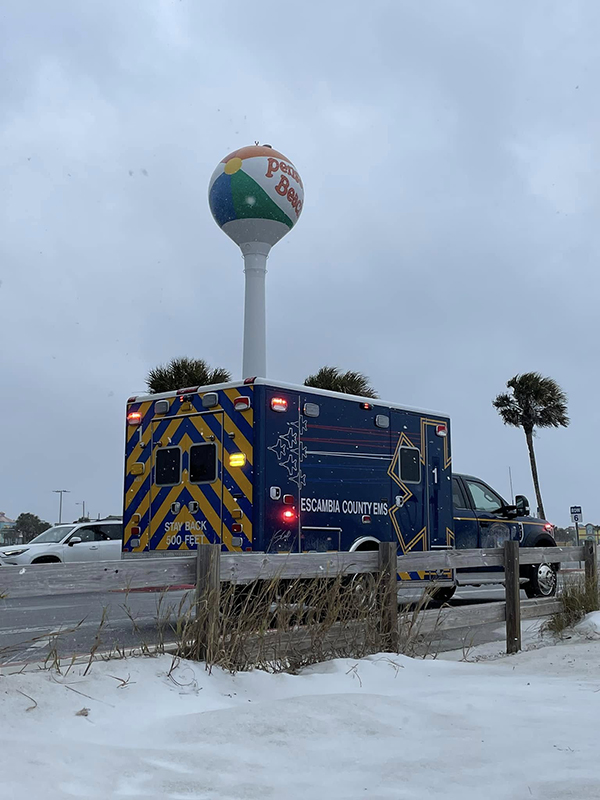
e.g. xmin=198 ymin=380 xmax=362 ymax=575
xmin=524 ymin=428 xmax=545 ymax=519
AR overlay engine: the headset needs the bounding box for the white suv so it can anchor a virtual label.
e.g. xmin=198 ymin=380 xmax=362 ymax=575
xmin=0 ymin=520 xmax=123 ymax=565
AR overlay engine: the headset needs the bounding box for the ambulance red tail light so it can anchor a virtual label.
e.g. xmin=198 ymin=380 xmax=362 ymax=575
xmin=282 ymin=508 xmax=296 ymax=522
xmin=271 ymin=397 xmax=288 ymax=412
xmin=130 ymin=526 xmax=141 ymax=537
xmin=360 ymin=403 xmax=373 ymax=410
xmin=127 ymin=411 xmax=142 ymax=426
xmin=544 ymin=523 xmax=554 ymax=533
xmin=234 ymin=396 xmax=251 ymax=411
xmin=436 ymin=424 xmax=447 ymax=437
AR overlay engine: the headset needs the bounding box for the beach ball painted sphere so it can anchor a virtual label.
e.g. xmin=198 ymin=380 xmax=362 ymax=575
xmin=208 ymin=145 xmax=303 ymax=247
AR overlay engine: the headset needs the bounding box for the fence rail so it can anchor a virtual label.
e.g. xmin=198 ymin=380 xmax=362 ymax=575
xmin=1 ymin=543 xmax=597 ymax=658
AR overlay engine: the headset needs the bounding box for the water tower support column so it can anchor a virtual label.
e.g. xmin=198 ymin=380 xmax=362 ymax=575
xmin=241 ymin=241 xmax=271 ymax=379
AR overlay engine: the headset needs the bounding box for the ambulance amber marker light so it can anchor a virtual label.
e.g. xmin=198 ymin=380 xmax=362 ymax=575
xmin=271 ymin=397 xmax=288 ymax=412
xmin=127 ymin=412 xmax=142 ymax=425
xmin=229 ymin=452 xmax=247 ymax=467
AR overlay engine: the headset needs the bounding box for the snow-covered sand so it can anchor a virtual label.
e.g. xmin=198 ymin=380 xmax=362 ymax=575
xmin=2 ymin=626 xmax=600 ymax=799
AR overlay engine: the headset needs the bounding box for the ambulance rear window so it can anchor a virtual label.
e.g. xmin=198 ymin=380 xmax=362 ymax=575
xmin=399 ymin=446 xmax=421 ymax=484
xmin=190 ymin=443 xmax=217 ymax=484
xmin=155 ymin=447 xmax=181 ymax=486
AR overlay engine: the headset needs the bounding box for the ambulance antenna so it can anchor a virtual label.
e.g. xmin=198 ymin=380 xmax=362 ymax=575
xmin=208 ymin=144 xmax=303 ymax=379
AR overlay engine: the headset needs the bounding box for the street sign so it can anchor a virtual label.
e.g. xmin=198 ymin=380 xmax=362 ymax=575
xmin=570 ymin=505 xmax=583 ymax=524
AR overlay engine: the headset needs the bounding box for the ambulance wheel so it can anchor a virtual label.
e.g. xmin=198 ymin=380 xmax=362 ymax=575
xmin=429 ymin=586 xmax=456 ymax=606
xmin=524 ymin=562 xmax=557 ymax=598
xmin=348 ymin=572 xmax=378 ymax=613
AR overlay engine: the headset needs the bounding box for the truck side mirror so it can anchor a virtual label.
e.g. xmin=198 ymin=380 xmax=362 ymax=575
xmin=515 ymin=495 xmax=529 ymax=517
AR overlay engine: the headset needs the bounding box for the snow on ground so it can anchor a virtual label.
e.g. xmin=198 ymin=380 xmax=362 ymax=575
xmin=2 ymin=633 xmax=600 ymax=799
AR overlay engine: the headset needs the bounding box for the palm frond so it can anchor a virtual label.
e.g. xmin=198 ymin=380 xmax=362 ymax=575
xmin=146 ymin=358 xmax=232 ymax=394
xmin=304 ymin=366 xmax=378 ymax=398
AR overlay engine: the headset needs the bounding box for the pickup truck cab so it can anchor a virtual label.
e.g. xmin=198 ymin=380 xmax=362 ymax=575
xmin=453 ymin=473 xmax=557 ymax=597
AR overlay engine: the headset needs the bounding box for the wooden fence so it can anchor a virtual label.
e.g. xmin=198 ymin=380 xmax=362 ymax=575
xmin=1 ymin=542 xmax=597 ymax=657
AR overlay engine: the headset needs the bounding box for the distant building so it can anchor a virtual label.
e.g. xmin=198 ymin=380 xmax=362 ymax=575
xmin=564 ymin=524 xmax=600 ymax=543
xmin=0 ymin=512 xmax=16 ymax=544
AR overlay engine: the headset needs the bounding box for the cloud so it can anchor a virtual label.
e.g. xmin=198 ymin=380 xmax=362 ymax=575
xmin=0 ymin=0 xmax=598 ymax=525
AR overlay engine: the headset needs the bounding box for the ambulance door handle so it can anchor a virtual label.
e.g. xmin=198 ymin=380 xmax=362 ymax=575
xmin=432 ymin=467 xmax=438 ymax=484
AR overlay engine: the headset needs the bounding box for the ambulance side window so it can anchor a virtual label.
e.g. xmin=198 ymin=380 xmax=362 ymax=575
xmin=190 ymin=443 xmax=217 ymax=484
xmin=399 ymin=447 xmax=421 ymax=483
xmin=155 ymin=447 xmax=181 ymax=486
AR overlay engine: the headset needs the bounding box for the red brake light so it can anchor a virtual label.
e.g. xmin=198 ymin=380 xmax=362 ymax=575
xmin=271 ymin=397 xmax=288 ymax=412
xmin=436 ymin=424 xmax=447 ymax=437
xmin=544 ymin=523 xmax=554 ymax=532
xmin=234 ymin=396 xmax=251 ymax=411
xmin=131 ymin=526 xmax=141 ymax=536
xmin=127 ymin=411 xmax=142 ymax=425
xmin=232 ymin=523 xmax=243 ymax=533
xmin=360 ymin=403 xmax=373 ymax=410
xmin=283 ymin=509 xmax=296 ymax=522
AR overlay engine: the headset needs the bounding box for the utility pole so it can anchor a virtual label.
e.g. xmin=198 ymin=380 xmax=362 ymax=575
xmin=53 ymin=489 xmax=70 ymax=524
xmin=76 ymin=501 xmax=86 ymax=520
xmin=508 ymin=466 xmax=514 ymax=505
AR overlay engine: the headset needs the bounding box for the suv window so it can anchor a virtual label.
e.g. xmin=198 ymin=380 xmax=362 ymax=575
xmin=465 ymin=480 xmax=504 ymax=513
xmin=97 ymin=524 xmax=123 ymax=540
xmin=452 ymin=477 xmax=469 ymax=510
xmin=71 ymin=526 xmax=97 ymax=543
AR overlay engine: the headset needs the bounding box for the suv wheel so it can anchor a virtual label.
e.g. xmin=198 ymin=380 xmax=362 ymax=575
xmin=524 ymin=562 xmax=557 ymax=598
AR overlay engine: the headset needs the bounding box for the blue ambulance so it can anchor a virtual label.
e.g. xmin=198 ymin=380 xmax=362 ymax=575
xmin=123 ymin=379 xmax=454 ymax=592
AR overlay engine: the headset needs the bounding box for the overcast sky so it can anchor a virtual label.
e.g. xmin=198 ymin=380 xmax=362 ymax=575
xmin=1 ymin=1 xmax=598 ymax=527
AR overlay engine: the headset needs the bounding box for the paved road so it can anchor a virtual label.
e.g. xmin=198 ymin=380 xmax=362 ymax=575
xmin=0 ymin=587 xmax=195 ymax=666
xmin=0 ymin=581 xmax=574 ymax=667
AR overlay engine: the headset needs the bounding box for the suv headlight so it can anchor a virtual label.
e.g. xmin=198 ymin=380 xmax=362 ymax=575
xmin=1 ymin=548 xmax=29 ymax=557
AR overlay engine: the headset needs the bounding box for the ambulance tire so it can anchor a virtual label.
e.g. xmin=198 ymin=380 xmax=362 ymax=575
xmin=524 ymin=562 xmax=558 ymax=598
xmin=347 ymin=572 xmax=378 ymax=615
xmin=225 ymin=584 xmax=274 ymax=625
xmin=428 ymin=586 xmax=456 ymax=606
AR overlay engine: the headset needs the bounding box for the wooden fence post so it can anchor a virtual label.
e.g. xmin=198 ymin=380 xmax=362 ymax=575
xmin=584 ymin=540 xmax=598 ymax=609
xmin=378 ymin=542 xmax=398 ymax=652
xmin=195 ymin=544 xmax=221 ymax=663
xmin=504 ymin=540 xmax=521 ymax=655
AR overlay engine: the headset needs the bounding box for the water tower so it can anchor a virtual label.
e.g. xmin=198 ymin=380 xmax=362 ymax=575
xmin=209 ymin=145 xmax=304 ymax=378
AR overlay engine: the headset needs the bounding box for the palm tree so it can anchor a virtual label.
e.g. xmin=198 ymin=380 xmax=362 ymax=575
xmin=146 ymin=357 xmax=232 ymax=394
xmin=304 ymin=366 xmax=378 ymax=398
xmin=493 ymin=372 xmax=569 ymax=519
